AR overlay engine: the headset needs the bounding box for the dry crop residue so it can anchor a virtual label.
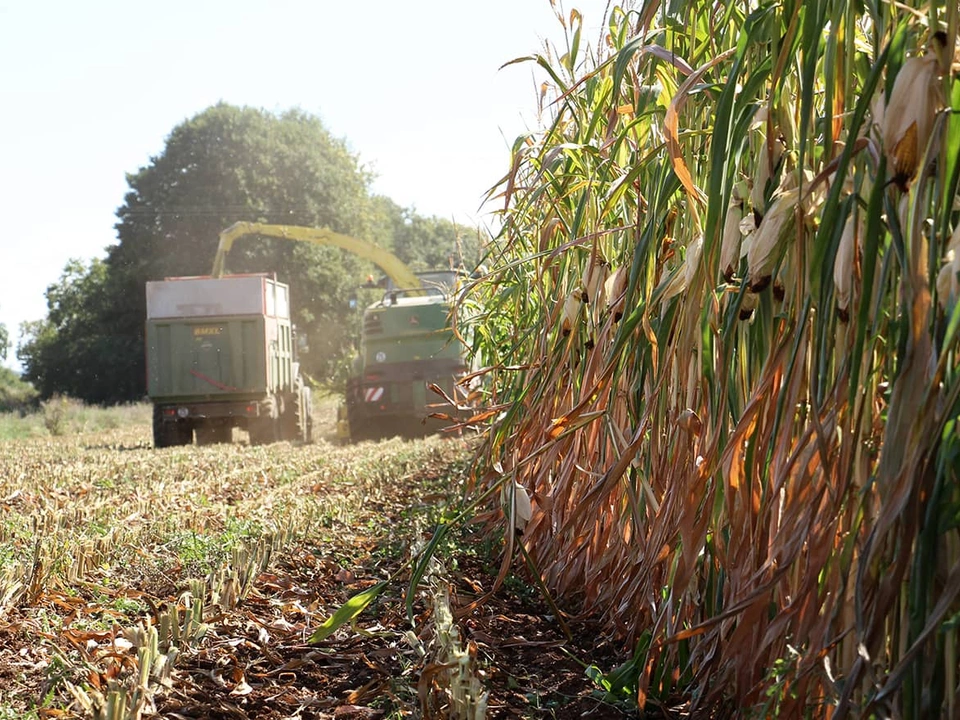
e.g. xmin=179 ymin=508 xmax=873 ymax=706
xmin=0 ymin=415 xmax=646 ymax=718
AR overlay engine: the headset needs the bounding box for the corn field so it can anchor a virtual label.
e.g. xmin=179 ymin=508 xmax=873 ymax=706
xmin=467 ymin=0 xmax=960 ymax=716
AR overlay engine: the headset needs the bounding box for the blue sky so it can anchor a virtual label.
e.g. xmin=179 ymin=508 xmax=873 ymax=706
xmin=0 ymin=0 xmax=610 ymax=370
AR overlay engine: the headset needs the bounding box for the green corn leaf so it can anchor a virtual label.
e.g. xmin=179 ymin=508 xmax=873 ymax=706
xmin=308 ymin=581 xmax=387 ymax=643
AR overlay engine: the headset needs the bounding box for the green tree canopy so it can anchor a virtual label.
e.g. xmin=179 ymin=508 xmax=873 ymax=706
xmin=19 ymin=103 xmax=478 ymax=403
xmin=19 ymin=259 xmax=138 ymax=403
xmin=369 ymin=196 xmax=483 ymax=272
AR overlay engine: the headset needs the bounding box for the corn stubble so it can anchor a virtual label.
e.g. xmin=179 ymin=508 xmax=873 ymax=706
xmin=0 ymin=422 xmax=468 ymax=718
xmin=466 ymin=2 xmax=960 ymax=717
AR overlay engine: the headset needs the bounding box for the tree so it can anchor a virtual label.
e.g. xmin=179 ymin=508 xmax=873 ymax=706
xmin=111 ymin=103 xmax=380 ymax=385
xmin=0 ymin=320 xmax=7 ymax=362
xmin=369 ymin=195 xmax=483 ymax=272
xmin=18 ymin=259 xmax=139 ymax=403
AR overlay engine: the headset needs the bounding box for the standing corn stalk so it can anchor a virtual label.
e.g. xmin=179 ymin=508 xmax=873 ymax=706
xmin=465 ymin=0 xmax=960 ymax=716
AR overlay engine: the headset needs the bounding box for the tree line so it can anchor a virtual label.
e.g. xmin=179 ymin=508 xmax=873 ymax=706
xmin=16 ymin=103 xmax=482 ymax=404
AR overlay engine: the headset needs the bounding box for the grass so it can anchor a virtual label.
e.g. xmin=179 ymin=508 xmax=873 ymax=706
xmin=0 ymin=398 xmax=150 ymax=442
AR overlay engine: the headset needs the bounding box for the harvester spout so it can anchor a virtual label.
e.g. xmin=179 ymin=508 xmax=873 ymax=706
xmin=210 ymin=221 xmax=423 ymax=291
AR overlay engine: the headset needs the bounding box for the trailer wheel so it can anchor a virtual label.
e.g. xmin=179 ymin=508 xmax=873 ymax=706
xmin=249 ymin=396 xmax=279 ymax=445
xmin=153 ymin=406 xmax=193 ymax=448
xmin=282 ymin=378 xmax=313 ymax=443
xmin=294 ymin=381 xmax=313 ymax=443
xmin=152 ymin=405 xmax=171 ymax=448
xmin=249 ymin=417 xmax=277 ymax=445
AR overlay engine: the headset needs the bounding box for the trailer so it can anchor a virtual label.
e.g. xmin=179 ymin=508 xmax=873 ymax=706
xmin=145 ymin=273 xmax=312 ymax=448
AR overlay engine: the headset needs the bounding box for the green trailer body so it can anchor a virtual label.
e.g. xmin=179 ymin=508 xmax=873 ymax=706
xmin=145 ymin=274 xmax=311 ymax=447
xmin=146 ymin=316 xmax=292 ymax=400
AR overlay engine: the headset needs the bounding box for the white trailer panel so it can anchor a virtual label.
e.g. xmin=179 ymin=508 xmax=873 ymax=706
xmin=146 ymin=275 xmax=289 ymax=319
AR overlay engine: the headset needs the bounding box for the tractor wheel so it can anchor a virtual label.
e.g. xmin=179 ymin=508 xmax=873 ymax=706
xmin=351 ymin=418 xmax=390 ymax=443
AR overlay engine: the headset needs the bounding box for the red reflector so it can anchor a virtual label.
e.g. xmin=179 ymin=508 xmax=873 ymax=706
xmin=246 ymin=405 xmax=255 ymax=413
xmin=163 ymin=409 xmax=175 ymax=416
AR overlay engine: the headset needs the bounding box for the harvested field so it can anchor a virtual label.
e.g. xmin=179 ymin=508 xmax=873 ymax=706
xmin=0 ymin=403 xmax=648 ymax=719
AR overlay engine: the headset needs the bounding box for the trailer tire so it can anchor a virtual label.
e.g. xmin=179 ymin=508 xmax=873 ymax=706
xmin=249 ymin=396 xmax=279 ymax=445
xmin=294 ymin=381 xmax=313 ymax=443
xmin=153 ymin=406 xmax=192 ymax=448
xmin=152 ymin=405 xmax=171 ymax=448
xmin=282 ymin=378 xmax=313 ymax=443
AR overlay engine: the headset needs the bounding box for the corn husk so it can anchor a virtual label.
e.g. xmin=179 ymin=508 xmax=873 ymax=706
xmin=746 ymin=186 xmax=799 ymax=292
xmin=500 ymin=480 xmax=533 ymax=532
xmin=797 ymin=168 xmax=825 ymax=216
xmin=936 ymin=223 xmax=960 ymax=311
xmin=560 ymin=289 xmax=583 ymax=336
xmin=749 ymin=108 xmax=786 ymax=217
xmin=751 ymin=142 xmax=781 ymax=216
xmin=583 ymin=257 xmax=609 ymax=306
xmin=738 ymin=213 xmax=758 ymax=261
xmin=604 ymin=265 xmax=629 ymax=321
xmin=739 ymin=289 xmax=759 ymax=320
xmin=720 ymin=194 xmax=745 ymax=281
xmin=834 ymin=210 xmax=861 ymax=321
xmin=882 ymin=41 xmax=946 ymax=187
xmin=677 ymin=408 xmax=703 ymax=436
xmin=662 ymin=235 xmax=703 ymax=302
